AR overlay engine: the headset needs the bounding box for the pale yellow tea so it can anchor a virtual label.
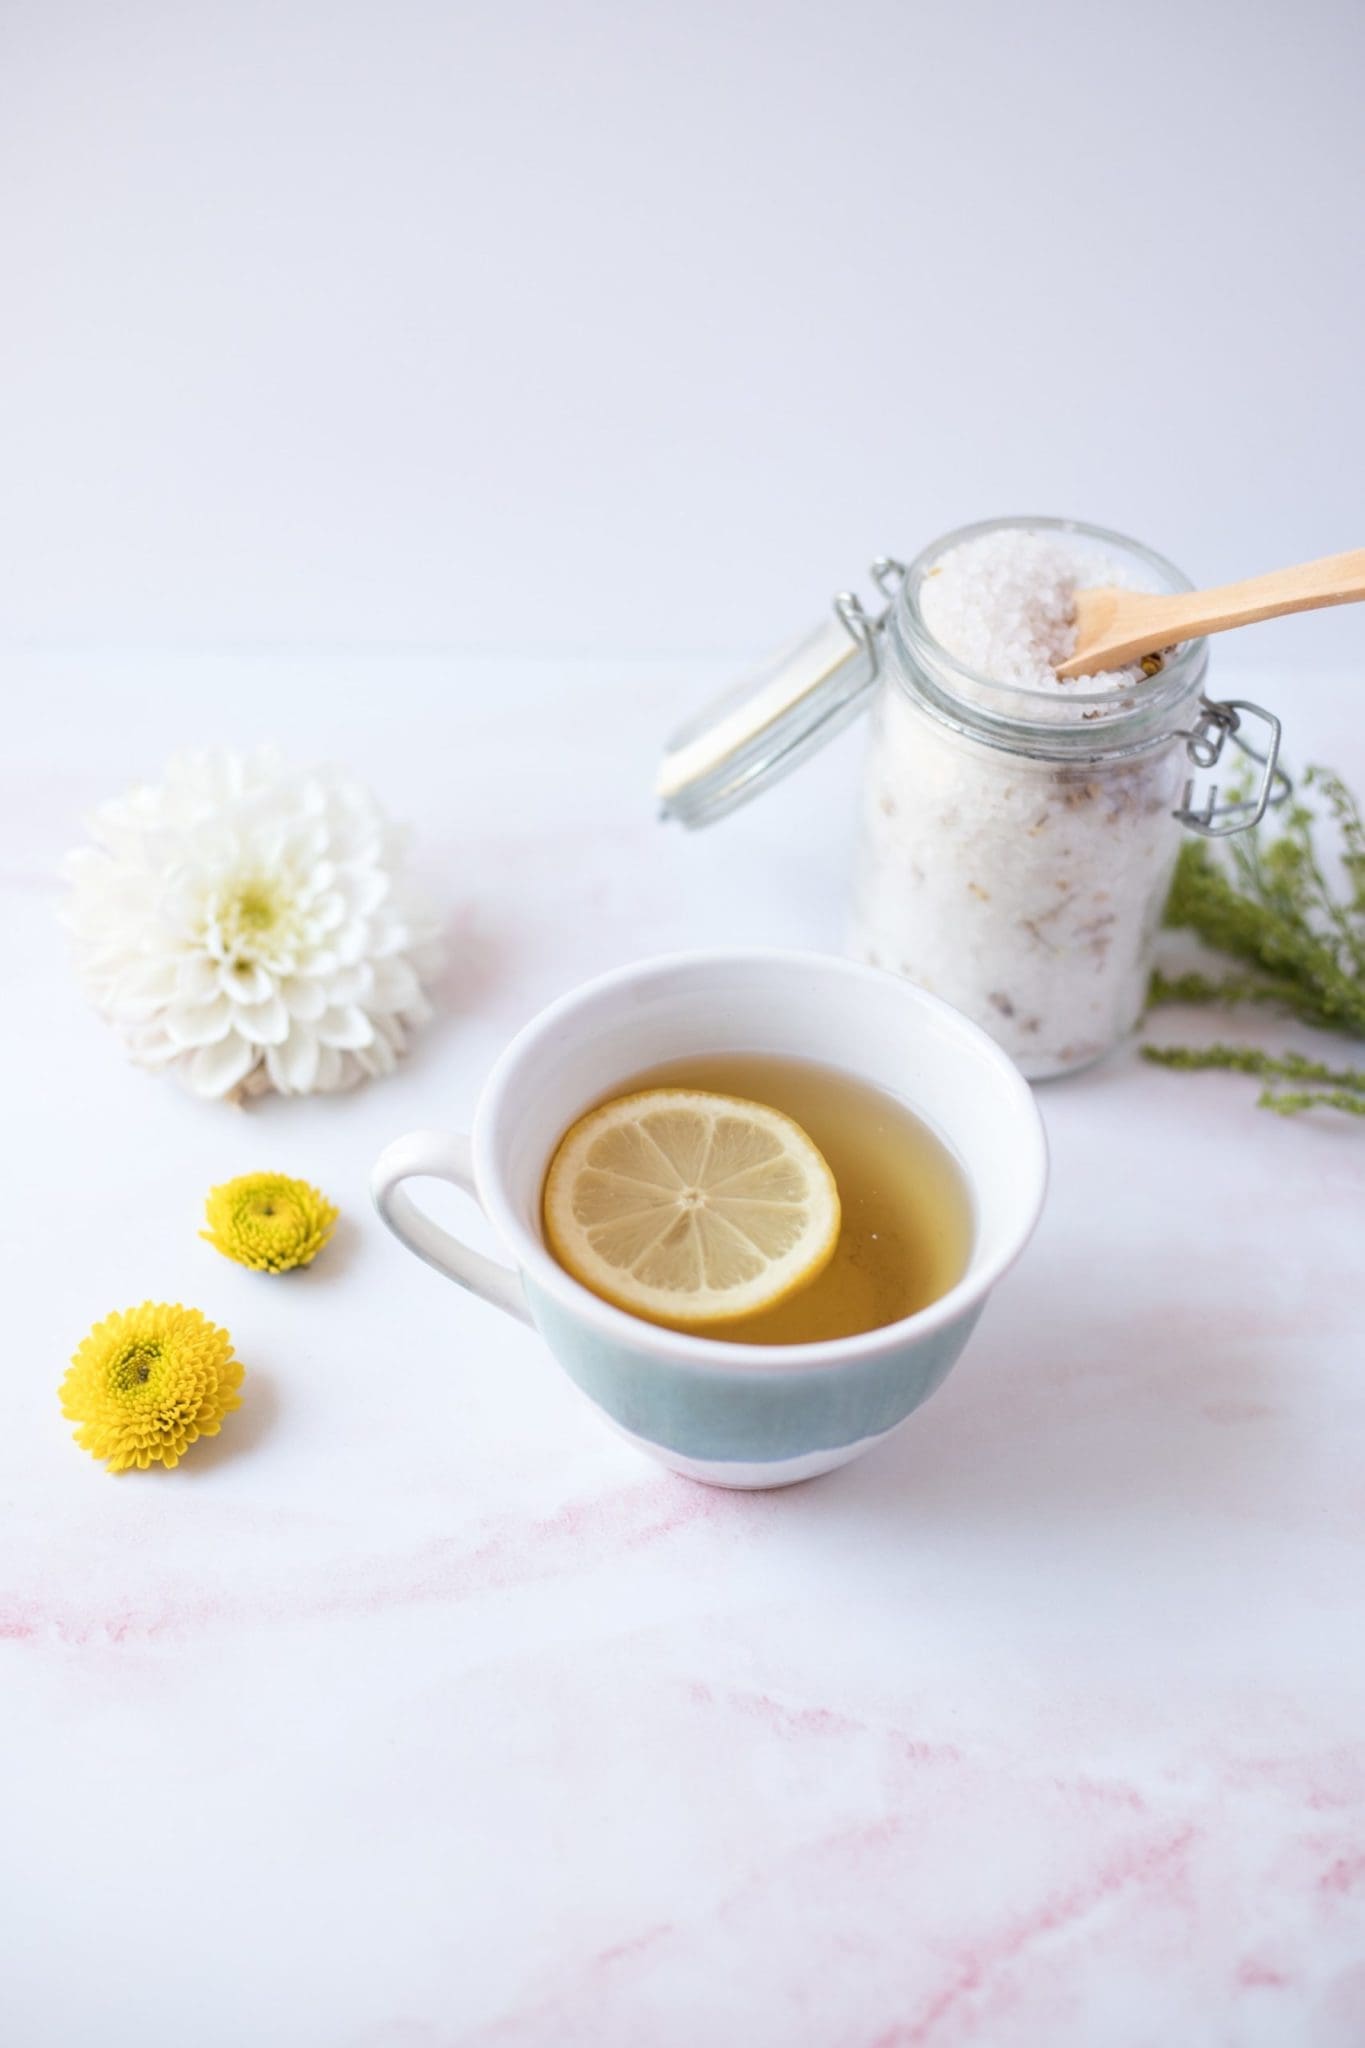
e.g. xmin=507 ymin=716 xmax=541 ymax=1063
xmin=546 ymin=1053 xmax=973 ymax=1346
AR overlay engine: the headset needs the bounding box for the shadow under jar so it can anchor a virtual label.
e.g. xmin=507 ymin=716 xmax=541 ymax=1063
xmin=658 ymin=516 xmax=1286 ymax=1082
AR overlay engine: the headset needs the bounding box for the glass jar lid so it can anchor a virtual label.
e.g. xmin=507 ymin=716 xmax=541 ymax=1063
xmin=655 ymin=563 xmax=904 ymax=828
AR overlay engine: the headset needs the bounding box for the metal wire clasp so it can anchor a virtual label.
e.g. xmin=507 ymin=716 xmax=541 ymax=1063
xmin=833 ymin=556 xmax=907 ymax=670
xmin=1174 ymin=695 xmax=1291 ymax=837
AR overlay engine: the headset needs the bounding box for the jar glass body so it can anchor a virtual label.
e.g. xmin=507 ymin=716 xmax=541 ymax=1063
xmin=850 ymin=519 xmax=1209 ymax=1080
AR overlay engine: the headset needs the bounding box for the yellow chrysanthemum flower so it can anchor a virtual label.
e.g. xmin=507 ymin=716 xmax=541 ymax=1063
xmin=201 ymin=1171 xmax=338 ymax=1273
xmin=61 ymin=1303 xmax=244 ymax=1472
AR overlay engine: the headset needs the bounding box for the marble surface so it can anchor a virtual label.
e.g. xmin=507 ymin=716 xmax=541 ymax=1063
xmin=3 ymin=652 xmax=1364 ymax=2047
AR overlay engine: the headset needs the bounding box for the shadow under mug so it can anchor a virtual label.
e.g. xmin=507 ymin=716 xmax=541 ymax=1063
xmin=371 ymin=950 xmax=1048 ymax=1488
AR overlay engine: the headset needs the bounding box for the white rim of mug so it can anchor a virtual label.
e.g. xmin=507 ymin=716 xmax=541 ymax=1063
xmin=472 ymin=949 xmax=1050 ymax=1379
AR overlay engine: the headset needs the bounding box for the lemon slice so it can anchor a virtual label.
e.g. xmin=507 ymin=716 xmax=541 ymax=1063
xmin=543 ymin=1088 xmax=841 ymax=1329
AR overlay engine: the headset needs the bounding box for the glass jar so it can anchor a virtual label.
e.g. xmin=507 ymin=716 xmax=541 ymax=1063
xmin=657 ymin=516 xmax=1285 ymax=1081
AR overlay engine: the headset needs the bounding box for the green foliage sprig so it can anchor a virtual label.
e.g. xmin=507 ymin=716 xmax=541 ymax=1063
xmin=1146 ymin=764 xmax=1365 ymax=1116
xmin=1141 ymin=1043 xmax=1365 ymax=1117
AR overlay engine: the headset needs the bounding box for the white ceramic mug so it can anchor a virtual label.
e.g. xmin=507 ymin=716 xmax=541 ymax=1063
xmin=371 ymin=951 xmax=1048 ymax=1488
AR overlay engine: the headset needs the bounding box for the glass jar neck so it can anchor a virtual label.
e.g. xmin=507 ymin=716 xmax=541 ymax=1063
xmin=882 ymin=516 xmax=1209 ymax=764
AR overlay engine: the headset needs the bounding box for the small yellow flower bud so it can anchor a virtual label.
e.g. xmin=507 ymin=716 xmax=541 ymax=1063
xmin=201 ymin=1172 xmax=338 ymax=1273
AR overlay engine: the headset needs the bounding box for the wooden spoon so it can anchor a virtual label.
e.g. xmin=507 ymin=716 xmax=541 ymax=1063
xmin=1054 ymin=546 xmax=1365 ymax=679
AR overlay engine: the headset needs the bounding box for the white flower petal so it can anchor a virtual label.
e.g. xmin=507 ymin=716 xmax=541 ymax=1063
xmin=367 ymin=920 xmax=413 ymax=958
xmin=280 ymin=975 xmax=328 ymax=1020
xmin=291 ymin=818 xmax=329 ymax=863
xmin=194 ymin=824 xmax=240 ymax=869
xmin=313 ymin=1045 xmax=346 ymax=1091
xmin=316 ymin=1004 xmax=374 ymax=1050
xmin=166 ymin=994 xmax=233 ymax=1047
xmin=374 ymin=1014 xmax=409 ymax=1053
xmin=297 ymin=858 xmax=336 ymax=901
xmin=266 ymin=1024 xmax=319 ymax=1094
xmin=234 ymin=993 xmax=290 ymax=1045
xmin=115 ymin=958 xmax=182 ymax=1004
xmin=371 ymin=958 xmax=423 ymax=1011
xmin=341 ymin=869 xmax=390 ymax=917
xmin=327 ymin=962 xmax=374 ymax=1005
xmin=333 ymin=921 xmax=369 ymax=966
xmin=177 ymin=955 xmax=221 ymax=1002
xmin=188 ymin=1031 xmax=257 ymax=1098
xmin=132 ymin=1031 xmax=183 ymax=1070
xmin=355 ymin=1035 xmax=398 ymax=1078
xmin=220 ymin=960 xmax=274 ymax=1004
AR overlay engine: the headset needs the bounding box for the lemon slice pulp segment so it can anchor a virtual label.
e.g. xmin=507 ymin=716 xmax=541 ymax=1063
xmin=542 ymin=1088 xmax=841 ymax=1329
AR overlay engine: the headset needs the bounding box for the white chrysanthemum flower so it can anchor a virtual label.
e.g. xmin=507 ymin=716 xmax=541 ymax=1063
xmin=63 ymin=748 xmax=443 ymax=1101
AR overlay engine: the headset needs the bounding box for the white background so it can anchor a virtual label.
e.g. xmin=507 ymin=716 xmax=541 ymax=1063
xmin=5 ymin=12 xmax=1365 ymax=2043
xmin=3 ymin=0 xmax=1364 ymax=666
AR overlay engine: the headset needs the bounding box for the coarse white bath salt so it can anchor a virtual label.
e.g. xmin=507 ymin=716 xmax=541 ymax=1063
xmin=918 ymin=528 xmax=1154 ymax=693
xmin=852 ymin=522 xmax=1206 ymax=1078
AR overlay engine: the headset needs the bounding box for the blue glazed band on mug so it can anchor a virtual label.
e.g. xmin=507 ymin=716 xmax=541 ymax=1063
xmin=526 ymin=1280 xmax=985 ymax=1484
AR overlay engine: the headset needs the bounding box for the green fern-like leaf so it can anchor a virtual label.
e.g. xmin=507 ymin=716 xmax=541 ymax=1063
xmin=1148 ymin=762 xmax=1365 ymax=1117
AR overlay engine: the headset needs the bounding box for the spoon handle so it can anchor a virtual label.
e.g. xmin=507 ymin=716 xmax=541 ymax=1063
xmin=1056 ymin=546 xmax=1365 ymax=676
xmin=1148 ymin=547 xmax=1365 ymax=639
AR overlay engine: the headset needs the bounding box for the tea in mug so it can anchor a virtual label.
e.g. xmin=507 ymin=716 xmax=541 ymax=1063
xmin=541 ymin=1052 xmax=973 ymax=1345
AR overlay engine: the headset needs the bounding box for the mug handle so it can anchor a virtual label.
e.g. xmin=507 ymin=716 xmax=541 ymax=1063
xmin=370 ymin=1130 xmax=532 ymax=1325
